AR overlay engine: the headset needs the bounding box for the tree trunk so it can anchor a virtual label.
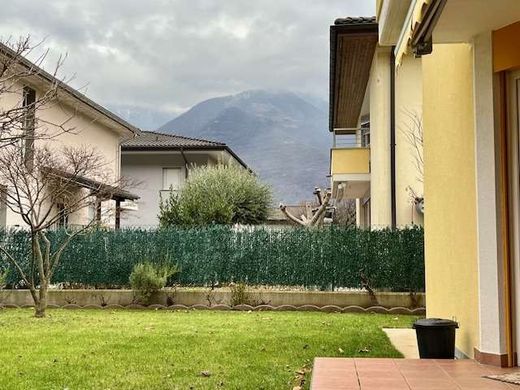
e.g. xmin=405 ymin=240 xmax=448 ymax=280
xmin=34 ymin=282 xmax=47 ymax=318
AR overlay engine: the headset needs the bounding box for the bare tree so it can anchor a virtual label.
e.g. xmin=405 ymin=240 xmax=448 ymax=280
xmin=0 ymin=142 xmax=128 ymax=317
xmin=332 ymin=199 xmax=357 ymax=228
xmin=279 ymin=187 xmax=332 ymax=227
xmin=0 ymin=36 xmax=73 ymax=147
xmin=401 ymin=109 xmax=424 ymax=183
xmin=401 ymin=109 xmax=425 ymax=214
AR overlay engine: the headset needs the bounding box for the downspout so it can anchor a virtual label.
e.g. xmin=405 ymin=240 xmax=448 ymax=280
xmin=180 ymin=147 xmax=189 ymax=179
xmin=390 ymin=47 xmax=397 ymax=229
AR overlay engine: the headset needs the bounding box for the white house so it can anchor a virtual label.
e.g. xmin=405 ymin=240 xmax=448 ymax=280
xmin=121 ymin=131 xmax=248 ymax=227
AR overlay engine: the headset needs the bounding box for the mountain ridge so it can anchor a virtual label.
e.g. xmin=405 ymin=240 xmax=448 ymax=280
xmin=158 ymin=90 xmax=330 ymax=203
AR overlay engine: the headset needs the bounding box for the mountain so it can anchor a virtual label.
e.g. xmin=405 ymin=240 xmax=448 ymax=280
xmin=158 ymin=90 xmax=331 ymax=204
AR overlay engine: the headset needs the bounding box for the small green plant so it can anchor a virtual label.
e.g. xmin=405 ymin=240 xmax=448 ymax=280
xmin=129 ymin=262 xmax=178 ymax=304
xmin=158 ymin=189 xmax=183 ymax=227
xmin=230 ymin=282 xmax=250 ymax=306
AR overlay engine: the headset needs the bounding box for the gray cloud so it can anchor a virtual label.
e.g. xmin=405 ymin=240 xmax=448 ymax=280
xmin=0 ymin=0 xmax=374 ymax=125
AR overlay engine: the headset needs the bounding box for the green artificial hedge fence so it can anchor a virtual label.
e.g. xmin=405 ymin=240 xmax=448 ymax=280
xmin=0 ymin=225 xmax=424 ymax=291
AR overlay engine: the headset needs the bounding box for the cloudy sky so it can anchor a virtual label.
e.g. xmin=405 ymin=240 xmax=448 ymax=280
xmin=1 ymin=0 xmax=374 ymax=128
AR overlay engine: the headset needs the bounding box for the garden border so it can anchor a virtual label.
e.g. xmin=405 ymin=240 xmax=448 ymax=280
xmin=0 ymin=302 xmax=426 ymax=315
xmin=0 ymin=288 xmax=425 ymax=313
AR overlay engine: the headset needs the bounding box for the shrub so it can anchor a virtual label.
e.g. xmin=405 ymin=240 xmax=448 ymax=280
xmin=159 ymin=164 xmax=272 ymax=227
xmin=129 ymin=262 xmax=178 ymax=303
xmin=230 ymin=282 xmax=250 ymax=306
xmin=158 ymin=190 xmax=183 ymax=226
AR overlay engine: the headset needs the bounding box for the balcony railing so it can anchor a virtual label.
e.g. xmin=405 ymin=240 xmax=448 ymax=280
xmin=332 ymin=128 xmax=370 ymax=148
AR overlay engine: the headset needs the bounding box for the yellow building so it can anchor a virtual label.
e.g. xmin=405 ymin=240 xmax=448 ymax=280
xmin=330 ymin=17 xmax=424 ymax=228
xmin=330 ymin=0 xmax=520 ymax=366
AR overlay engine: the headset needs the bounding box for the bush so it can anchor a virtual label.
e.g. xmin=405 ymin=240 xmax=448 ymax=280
xmin=159 ymin=164 xmax=272 ymax=227
xmin=158 ymin=191 xmax=183 ymax=227
xmin=230 ymin=282 xmax=250 ymax=306
xmin=129 ymin=262 xmax=178 ymax=303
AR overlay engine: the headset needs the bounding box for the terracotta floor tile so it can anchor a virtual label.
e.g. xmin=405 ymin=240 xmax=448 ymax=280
xmin=359 ymin=377 xmax=409 ymax=390
xmin=455 ymin=377 xmax=514 ymax=389
xmin=310 ymin=358 xmax=520 ymax=390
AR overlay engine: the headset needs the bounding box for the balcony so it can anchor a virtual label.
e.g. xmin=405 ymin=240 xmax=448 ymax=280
xmin=330 ymin=131 xmax=370 ymax=200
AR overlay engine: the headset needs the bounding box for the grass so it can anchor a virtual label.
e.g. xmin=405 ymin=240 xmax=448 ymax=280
xmin=0 ymin=309 xmax=417 ymax=389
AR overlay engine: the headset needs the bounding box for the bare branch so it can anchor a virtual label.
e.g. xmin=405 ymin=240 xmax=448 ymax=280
xmin=280 ymin=188 xmax=332 ymax=227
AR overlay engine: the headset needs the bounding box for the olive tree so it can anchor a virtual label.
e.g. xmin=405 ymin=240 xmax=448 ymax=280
xmin=159 ymin=164 xmax=271 ymax=226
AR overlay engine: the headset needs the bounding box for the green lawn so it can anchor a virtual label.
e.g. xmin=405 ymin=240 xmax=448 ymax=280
xmin=0 ymin=309 xmax=417 ymax=389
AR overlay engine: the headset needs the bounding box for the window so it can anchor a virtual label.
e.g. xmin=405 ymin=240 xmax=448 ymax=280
xmin=56 ymin=203 xmax=68 ymax=228
xmin=161 ymin=168 xmax=182 ymax=201
xmin=162 ymin=168 xmax=182 ymax=191
xmin=22 ymin=86 xmax=36 ymax=168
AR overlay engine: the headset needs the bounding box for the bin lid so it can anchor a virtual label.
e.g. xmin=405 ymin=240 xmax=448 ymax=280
xmin=413 ymin=318 xmax=459 ymax=328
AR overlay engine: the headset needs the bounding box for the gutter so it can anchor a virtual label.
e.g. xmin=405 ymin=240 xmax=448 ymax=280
xmin=390 ymin=47 xmax=397 ymax=228
xmin=121 ymin=145 xmax=250 ymax=171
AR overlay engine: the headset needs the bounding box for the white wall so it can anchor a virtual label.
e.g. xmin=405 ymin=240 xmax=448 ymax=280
xmin=121 ymin=152 xmax=214 ymax=227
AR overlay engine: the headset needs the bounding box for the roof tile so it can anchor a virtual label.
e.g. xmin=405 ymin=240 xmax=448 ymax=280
xmin=334 ymin=16 xmax=376 ymax=26
xmin=122 ymin=131 xmax=225 ymax=149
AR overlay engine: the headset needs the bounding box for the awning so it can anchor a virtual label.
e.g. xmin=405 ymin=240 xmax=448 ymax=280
xmin=394 ymin=0 xmax=446 ymax=67
xmin=45 ymin=168 xmax=139 ymax=201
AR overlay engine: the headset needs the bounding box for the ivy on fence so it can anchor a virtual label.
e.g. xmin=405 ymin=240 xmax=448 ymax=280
xmin=0 ymin=226 xmax=424 ymax=291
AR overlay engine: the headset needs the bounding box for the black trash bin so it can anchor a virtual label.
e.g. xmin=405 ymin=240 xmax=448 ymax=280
xmin=413 ymin=318 xmax=458 ymax=359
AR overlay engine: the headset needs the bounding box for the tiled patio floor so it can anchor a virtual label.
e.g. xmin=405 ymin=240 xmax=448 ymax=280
xmin=310 ymin=358 xmax=520 ymax=389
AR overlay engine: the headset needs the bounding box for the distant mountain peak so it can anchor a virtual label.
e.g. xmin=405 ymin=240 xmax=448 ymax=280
xmin=158 ymin=89 xmax=329 ymax=203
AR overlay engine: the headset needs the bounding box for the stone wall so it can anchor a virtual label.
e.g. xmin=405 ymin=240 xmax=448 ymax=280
xmin=0 ymin=288 xmax=425 ymax=314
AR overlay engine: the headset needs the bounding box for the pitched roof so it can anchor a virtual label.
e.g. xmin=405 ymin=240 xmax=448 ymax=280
xmin=0 ymin=42 xmax=140 ymax=135
xmin=121 ymin=130 xmax=224 ymax=148
xmin=121 ymin=131 xmax=249 ymax=169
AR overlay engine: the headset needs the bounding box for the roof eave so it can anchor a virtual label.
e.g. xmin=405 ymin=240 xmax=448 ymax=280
xmin=0 ymin=43 xmax=141 ymax=136
xmin=121 ymin=145 xmax=249 ymax=170
xmin=329 ymin=20 xmax=378 ymax=132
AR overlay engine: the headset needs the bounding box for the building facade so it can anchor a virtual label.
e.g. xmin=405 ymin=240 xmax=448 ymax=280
xmin=331 ymin=0 xmax=520 ymax=366
xmin=329 ymin=17 xmax=424 ymax=229
xmin=121 ymin=131 xmax=247 ymax=227
xmin=0 ymin=42 xmax=140 ymax=229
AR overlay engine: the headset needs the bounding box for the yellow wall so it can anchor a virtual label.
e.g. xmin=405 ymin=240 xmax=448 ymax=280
xmin=331 ymin=148 xmax=370 ymax=174
xmin=422 ymin=43 xmax=479 ymax=358
xmin=369 ymin=48 xmax=392 ymax=226
xmin=493 ymin=21 xmax=520 ymax=72
xmin=395 ymin=54 xmax=424 ymax=226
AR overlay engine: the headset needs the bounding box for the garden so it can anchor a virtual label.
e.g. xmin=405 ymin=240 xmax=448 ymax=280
xmin=0 ymin=165 xmax=426 ymax=389
xmin=0 ymin=309 xmax=418 ymax=390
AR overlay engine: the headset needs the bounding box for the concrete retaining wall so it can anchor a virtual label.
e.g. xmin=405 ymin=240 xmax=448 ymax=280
xmin=0 ymin=288 xmax=425 ymax=312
